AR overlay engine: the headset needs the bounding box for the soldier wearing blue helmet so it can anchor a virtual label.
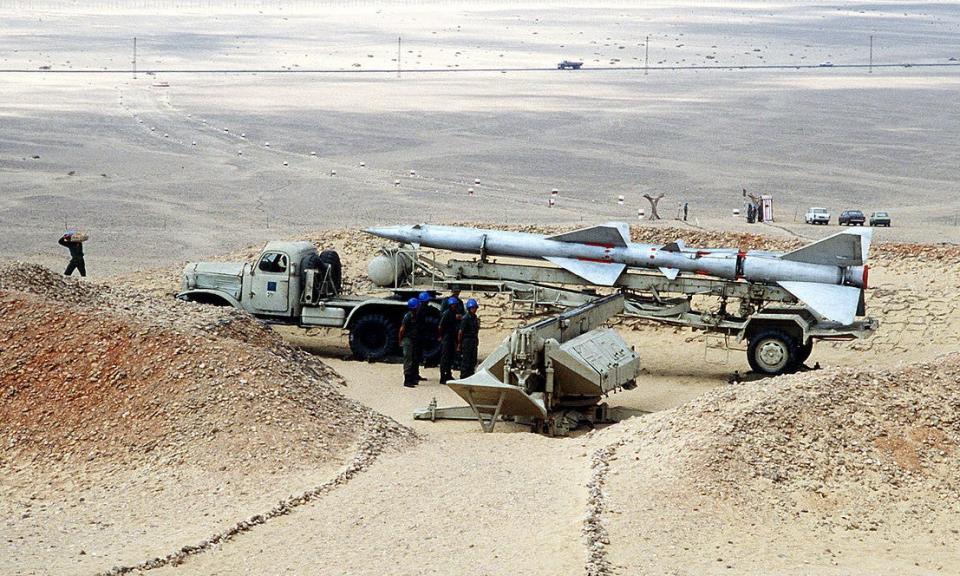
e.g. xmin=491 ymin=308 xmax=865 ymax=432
xmin=414 ymin=291 xmax=433 ymax=376
xmin=458 ymin=298 xmax=481 ymax=379
xmin=399 ymin=297 xmax=421 ymax=387
xmin=437 ymin=295 xmax=462 ymax=384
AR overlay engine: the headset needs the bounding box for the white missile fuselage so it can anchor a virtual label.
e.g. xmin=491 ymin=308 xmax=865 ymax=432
xmin=365 ymin=223 xmax=872 ymax=325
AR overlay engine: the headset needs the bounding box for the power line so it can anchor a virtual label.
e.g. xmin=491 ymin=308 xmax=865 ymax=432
xmin=1 ymin=61 xmax=957 ymax=75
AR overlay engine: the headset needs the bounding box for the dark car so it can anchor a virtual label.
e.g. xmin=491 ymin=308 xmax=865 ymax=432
xmin=838 ymin=209 xmax=865 ymax=226
xmin=557 ymin=60 xmax=583 ymax=70
xmin=869 ymin=211 xmax=891 ymax=227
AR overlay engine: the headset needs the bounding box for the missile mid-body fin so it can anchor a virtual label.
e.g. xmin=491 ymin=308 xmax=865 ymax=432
xmin=545 ymin=257 xmax=625 ymax=286
xmin=782 ymin=229 xmax=872 ymax=267
xmin=659 ymin=267 xmax=680 ymax=280
xmin=546 ymin=222 xmax=631 ymax=247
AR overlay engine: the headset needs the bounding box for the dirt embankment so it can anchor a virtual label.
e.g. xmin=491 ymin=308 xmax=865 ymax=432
xmin=0 ymin=262 xmax=416 ymax=476
xmin=591 ymin=354 xmax=960 ymax=573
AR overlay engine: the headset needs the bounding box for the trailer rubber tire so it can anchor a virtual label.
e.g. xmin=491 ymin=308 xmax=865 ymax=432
xmin=747 ymin=330 xmax=799 ymax=375
xmin=349 ymin=313 xmax=398 ymax=361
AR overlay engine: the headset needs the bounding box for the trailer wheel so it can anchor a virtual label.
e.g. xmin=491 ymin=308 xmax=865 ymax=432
xmin=349 ymin=313 xmax=398 ymax=361
xmin=747 ymin=330 xmax=798 ymax=375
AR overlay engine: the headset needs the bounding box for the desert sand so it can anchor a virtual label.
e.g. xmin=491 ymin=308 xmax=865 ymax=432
xmin=2 ymin=2 xmax=960 ymax=576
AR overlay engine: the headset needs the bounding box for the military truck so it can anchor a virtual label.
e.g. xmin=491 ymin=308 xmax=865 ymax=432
xmin=178 ymin=241 xmax=441 ymax=362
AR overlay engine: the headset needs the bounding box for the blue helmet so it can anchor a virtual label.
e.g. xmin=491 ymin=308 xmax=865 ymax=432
xmin=418 ymin=291 xmax=431 ymax=302
xmin=466 ymin=298 xmax=478 ymax=309
xmin=407 ymin=297 xmax=420 ymax=309
xmin=447 ymin=296 xmax=459 ymax=305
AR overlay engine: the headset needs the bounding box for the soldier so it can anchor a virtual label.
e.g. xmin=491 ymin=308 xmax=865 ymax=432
xmin=58 ymin=231 xmax=86 ymax=277
xmin=437 ymin=296 xmax=461 ymax=384
xmin=398 ymin=298 xmax=421 ymax=388
xmin=457 ymin=298 xmax=480 ymax=379
xmin=415 ymin=291 xmax=433 ymax=374
xmin=440 ymin=288 xmax=465 ymax=317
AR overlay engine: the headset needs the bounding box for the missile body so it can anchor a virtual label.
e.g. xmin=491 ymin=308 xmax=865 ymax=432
xmin=365 ymin=223 xmax=872 ymax=324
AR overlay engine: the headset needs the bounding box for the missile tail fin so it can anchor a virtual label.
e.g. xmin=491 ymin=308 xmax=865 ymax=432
xmin=778 ymin=281 xmax=861 ymax=325
xmin=781 ymin=229 xmax=872 ymax=267
xmin=545 ymin=257 xmax=625 ymax=286
xmin=547 ymin=222 xmax=631 ymax=247
xmin=659 ymin=267 xmax=680 ymax=280
xmin=661 ymin=240 xmax=686 ymax=253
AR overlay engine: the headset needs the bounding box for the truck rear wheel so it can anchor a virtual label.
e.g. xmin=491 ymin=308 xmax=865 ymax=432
xmin=349 ymin=313 xmax=398 ymax=361
xmin=747 ymin=330 xmax=799 ymax=375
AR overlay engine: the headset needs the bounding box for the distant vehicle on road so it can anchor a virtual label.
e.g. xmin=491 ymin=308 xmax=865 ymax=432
xmin=869 ymin=211 xmax=891 ymax=227
xmin=557 ymin=60 xmax=583 ymax=70
xmin=805 ymin=207 xmax=831 ymax=225
xmin=839 ymin=209 xmax=866 ymax=226
xmin=819 ymin=61 xmax=834 ymax=67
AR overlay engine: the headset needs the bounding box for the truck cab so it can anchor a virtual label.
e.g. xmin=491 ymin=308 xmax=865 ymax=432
xmin=180 ymin=241 xmax=319 ymax=318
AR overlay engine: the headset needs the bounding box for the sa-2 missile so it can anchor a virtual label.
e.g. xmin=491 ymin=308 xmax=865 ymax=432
xmin=364 ymin=223 xmax=872 ymax=325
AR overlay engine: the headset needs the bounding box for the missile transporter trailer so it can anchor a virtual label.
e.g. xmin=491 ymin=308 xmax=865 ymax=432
xmin=369 ymin=246 xmax=878 ymax=376
xmin=178 ymin=241 xmax=444 ymax=363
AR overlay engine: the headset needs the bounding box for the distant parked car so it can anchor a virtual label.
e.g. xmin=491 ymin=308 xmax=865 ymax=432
xmin=819 ymin=61 xmax=834 ymax=67
xmin=839 ymin=209 xmax=866 ymax=226
xmin=557 ymin=60 xmax=583 ymax=70
xmin=805 ymin=207 xmax=831 ymax=225
xmin=869 ymin=211 xmax=891 ymax=227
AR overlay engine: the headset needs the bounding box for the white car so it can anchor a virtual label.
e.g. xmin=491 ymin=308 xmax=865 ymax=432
xmin=805 ymin=207 xmax=831 ymax=225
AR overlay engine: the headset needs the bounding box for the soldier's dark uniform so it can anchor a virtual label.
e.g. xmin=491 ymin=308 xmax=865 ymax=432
xmin=414 ymin=305 xmax=430 ymax=369
xmin=400 ymin=308 xmax=420 ymax=387
xmin=58 ymin=235 xmax=86 ymax=277
xmin=458 ymin=311 xmax=480 ymax=379
xmin=438 ymin=306 xmax=460 ymax=383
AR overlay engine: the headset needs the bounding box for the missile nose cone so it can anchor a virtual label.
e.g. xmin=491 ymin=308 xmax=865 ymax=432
xmin=364 ymin=225 xmax=416 ymax=244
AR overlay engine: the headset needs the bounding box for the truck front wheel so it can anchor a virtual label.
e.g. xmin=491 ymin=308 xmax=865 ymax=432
xmin=747 ymin=330 xmax=799 ymax=375
xmin=349 ymin=313 xmax=399 ymax=361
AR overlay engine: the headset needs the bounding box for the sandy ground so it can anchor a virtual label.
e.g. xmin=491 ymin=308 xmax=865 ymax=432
xmin=2 ymin=2 xmax=959 ymax=277
xmin=3 ymin=3 xmax=960 ymax=576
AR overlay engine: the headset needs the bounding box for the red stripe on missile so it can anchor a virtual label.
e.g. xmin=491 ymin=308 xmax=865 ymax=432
xmin=735 ymin=250 xmax=746 ymax=280
xmin=862 ymin=264 xmax=869 ymax=289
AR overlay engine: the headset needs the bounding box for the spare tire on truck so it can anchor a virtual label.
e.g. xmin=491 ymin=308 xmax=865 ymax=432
xmin=318 ymin=250 xmax=342 ymax=293
xmin=349 ymin=313 xmax=398 ymax=361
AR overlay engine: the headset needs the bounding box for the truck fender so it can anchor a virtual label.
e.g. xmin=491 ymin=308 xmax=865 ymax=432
xmin=176 ymin=289 xmax=242 ymax=309
xmin=344 ymin=300 xmax=406 ymax=327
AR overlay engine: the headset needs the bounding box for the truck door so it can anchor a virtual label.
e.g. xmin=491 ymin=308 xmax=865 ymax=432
xmin=252 ymin=251 xmax=291 ymax=314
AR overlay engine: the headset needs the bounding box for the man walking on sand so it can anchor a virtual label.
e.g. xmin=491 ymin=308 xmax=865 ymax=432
xmin=58 ymin=230 xmax=87 ymax=277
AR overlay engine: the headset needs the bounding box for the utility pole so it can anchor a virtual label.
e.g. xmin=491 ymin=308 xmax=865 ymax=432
xmin=644 ymin=35 xmax=649 ymax=76
xmin=133 ymin=36 xmax=137 ymax=79
xmin=397 ymin=36 xmax=401 ymax=79
xmin=869 ymin=34 xmax=873 ymax=73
